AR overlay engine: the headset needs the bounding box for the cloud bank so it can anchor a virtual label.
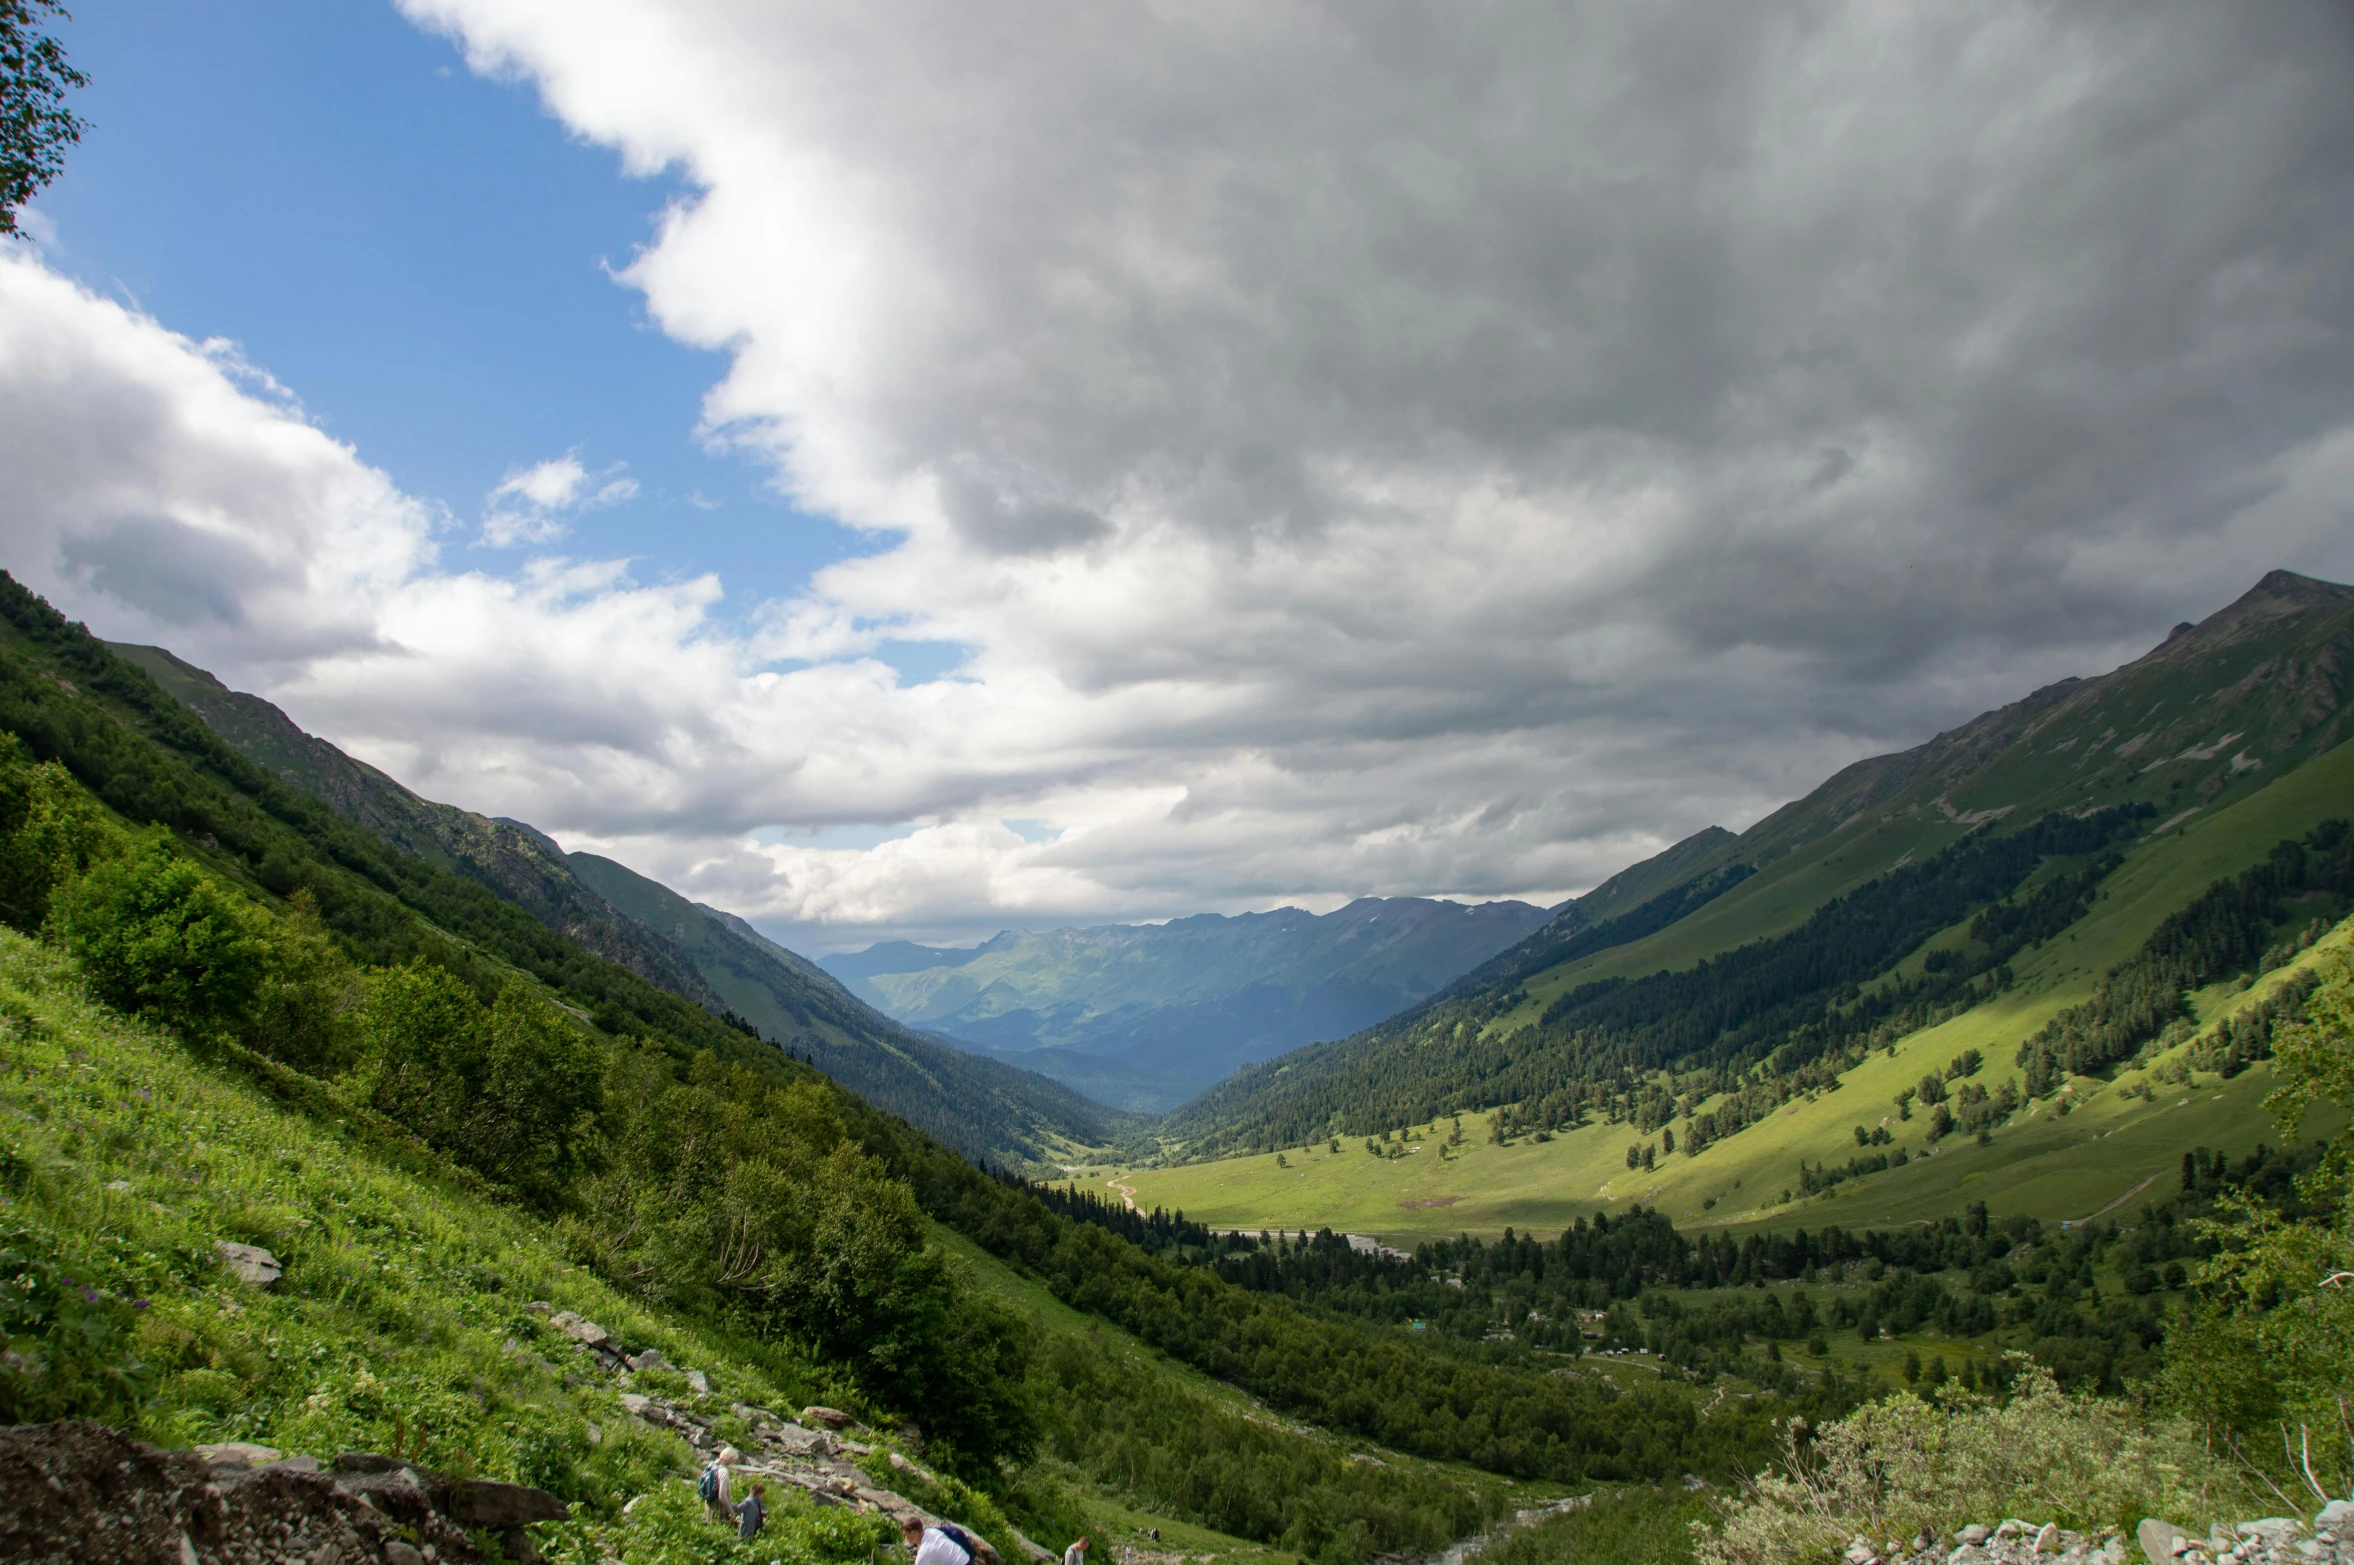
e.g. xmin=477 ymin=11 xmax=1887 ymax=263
xmin=6 ymin=1 xmax=2354 ymax=946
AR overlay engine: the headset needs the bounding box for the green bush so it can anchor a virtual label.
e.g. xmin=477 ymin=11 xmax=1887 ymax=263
xmin=355 ymin=962 xmax=605 ymax=1206
xmin=0 ymin=736 xmax=118 ymax=931
xmin=49 ymin=831 xmax=272 ymax=1040
xmin=1696 ymin=1364 xmax=2242 ymax=1565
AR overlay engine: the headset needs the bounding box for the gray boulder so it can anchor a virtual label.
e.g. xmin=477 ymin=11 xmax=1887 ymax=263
xmin=547 ymin=1310 xmax=611 ymax=1348
xmin=214 ymin=1242 xmax=281 ymax=1288
xmin=2141 ymin=1521 xmax=2189 ymax=1564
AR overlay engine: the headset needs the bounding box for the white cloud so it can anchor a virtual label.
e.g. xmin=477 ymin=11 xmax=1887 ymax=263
xmin=481 ymin=451 xmax=639 ymax=545
xmin=10 ymin=0 xmax=2354 ymax=949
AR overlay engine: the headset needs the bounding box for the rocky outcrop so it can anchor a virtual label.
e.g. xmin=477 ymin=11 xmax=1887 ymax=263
xmin=1834 ymin=1509 xmax=2354 ymax=1565
xmin=0 ymin=1420 xmax=489 ymax=1565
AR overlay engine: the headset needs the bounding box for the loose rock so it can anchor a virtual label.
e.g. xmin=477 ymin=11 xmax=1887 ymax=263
xmin=547 ymin=1310 xmax=611 ymax=1347
xmin=214 ymin=1240 xmax=283 ymax=1287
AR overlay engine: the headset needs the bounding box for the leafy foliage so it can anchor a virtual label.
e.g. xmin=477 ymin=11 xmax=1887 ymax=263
xmin=1698 ymin=1366 xmax=2242 ymax=1565
xmin=2156 ymin=945 xmax=2354 ymax=1504
xmin=0 ymin=0 xmax=86 ymax=234
xmin=0 ymin=1218 xmax=151 ymax=1425
xmin=49 ymin=830 xmax=276 ymax=1040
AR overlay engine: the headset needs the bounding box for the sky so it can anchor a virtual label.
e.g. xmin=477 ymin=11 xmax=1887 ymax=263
xmin=3 ymin=1 xmax=2352 ymax=952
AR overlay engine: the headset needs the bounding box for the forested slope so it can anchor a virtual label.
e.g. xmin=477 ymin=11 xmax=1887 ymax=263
xmin=99 ymin=631 xmax=1126 ymax=1163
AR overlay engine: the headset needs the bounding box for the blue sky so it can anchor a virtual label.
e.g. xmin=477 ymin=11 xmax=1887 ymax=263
xmin=30 ymin=0 xmax=873 ymax=624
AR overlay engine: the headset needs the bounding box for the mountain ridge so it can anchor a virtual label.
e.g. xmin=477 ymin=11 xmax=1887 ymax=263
xmin=823 ymin=895 xmax=1551 ymax=1111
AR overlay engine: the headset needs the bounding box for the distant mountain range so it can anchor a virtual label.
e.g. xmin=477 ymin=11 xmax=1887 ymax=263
xmin=821 ymin=896 xmax=1553 ymax=1111
xmin=1163 ymin=568 xmax=2354 ymax=1155
xmin=107 ymin=643 xmax=1136 ymax=1164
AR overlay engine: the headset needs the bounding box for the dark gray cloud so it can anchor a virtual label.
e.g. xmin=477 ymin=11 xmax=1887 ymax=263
xmin=59 ymin=515 xmax=276 ymax=627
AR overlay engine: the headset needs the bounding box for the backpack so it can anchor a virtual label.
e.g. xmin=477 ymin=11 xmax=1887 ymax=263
xmin=697 ymin=1463 xmax=722 ymax=1504
xmin=936 ymin=1525 xmax=980 ymax=1563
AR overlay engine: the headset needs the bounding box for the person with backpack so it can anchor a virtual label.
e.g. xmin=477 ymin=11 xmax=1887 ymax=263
xmin=698 ymin=1446 xmax=740 ymax=1522
xmin=904 ymin=1516 xmax=1001 ymax=1565
xmin=1063 ymin=1535 xmax=1090 ymax=1565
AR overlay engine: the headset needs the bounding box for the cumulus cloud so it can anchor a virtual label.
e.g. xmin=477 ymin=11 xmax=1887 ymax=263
xmin=482 ymin=451 xmax=640 ymax=545
xmin=9 ymin=0 xmax=2354 ymax=947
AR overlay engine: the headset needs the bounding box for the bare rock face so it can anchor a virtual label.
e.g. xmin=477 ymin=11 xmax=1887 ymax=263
xmin=214 ymin=1241 xmax=282 ymax=1288
xmin=0 ymin=1420 xmax=483 ymax=1564
xmin=449 ymin=1479 xmax=572 ymax=1530
xmin=802 ymin=1405 xmax=857 ymax=1431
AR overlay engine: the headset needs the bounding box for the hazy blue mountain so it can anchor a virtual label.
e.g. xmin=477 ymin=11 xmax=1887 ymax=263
xmin=821 ymin=896 xmax=1551 ymax=1111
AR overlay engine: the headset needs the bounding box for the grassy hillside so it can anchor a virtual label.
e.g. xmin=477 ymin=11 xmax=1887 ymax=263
xmin=1118 ymin=746 xmax=2354 ymax=1242
xmin=97 ymin=631 xmax=1121 ymax=1166
xmin=0 ymin=925 xmax=1481 ymax=1564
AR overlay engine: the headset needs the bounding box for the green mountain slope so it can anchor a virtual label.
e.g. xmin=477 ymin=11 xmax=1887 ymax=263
xmin=0 ymin=577 xmax=1109 ymax=1165
xmin=565 ymin=850 xmax=1137 ymax=1153
xmin=1160 ymin=569 xmax=2354 ymax=1160
xmin=823 ymin=898 xmax=1551 ymax=1112
xmin=109 ymin=642 xmax=721 ymax=1003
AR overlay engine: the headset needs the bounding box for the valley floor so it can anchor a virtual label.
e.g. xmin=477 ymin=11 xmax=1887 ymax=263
xmin=1116 ymin=915 xmax=2351 ymax=1249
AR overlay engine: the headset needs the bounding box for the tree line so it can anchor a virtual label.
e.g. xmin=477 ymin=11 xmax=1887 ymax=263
xmin=2018 ymin=819 xmax=2351 ymax=1090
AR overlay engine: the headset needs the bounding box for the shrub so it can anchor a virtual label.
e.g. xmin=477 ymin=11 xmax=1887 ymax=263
xmin=356 ymin=961 xmax=608 ymax=1207
xmin=0 ymin=738 xmax=119 ymax=931
xmin=49 ymin=832 xmax=271 ymax=1039
xmin=1697 ymin=1364 xmax=2242 ymax=1565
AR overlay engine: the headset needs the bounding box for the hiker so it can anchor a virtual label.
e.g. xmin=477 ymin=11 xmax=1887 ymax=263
xmin=736 ymin=1481 xmax=768 ymax=1541
xmin=904 ymin=1516 xmax=1001 ymax=1565
xmin=1063 ymin=1536 xmax=1090 ymax=1565
xmin=698 ymin=1445 xmax=739 ymax=1522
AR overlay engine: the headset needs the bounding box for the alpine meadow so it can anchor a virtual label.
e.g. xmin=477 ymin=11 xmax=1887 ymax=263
xmin=5 ymin=6 xmax=2354 ymax=1565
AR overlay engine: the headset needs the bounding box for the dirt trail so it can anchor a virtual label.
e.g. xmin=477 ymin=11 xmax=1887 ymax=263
xmin=2068 ymin=1170 xmax=2164 ymax=1226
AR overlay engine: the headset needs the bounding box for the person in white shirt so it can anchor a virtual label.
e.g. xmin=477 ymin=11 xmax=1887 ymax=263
xmin=1064 ymin=1535 xmax=1091 ymax=1565
xmin=905 ymin=1516 xmax=990 ymax=1565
